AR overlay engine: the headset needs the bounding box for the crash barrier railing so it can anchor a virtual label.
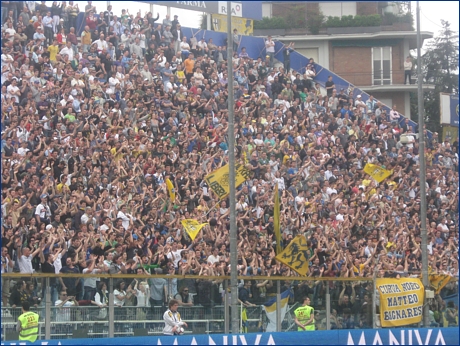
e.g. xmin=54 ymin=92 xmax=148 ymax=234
xmin=1 ymin=273 xmax=457 ymax=341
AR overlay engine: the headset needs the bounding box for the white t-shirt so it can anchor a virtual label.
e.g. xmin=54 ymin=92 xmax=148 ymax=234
xmin=167 ymin=249 xmax=184 ymax=268
xmin=265 ymin=40 xmax=275 ymax=53
xmin=113 ymin=289 xmax=126 ymax=307
xmin=59 ymin=46 xmax=74 ymax=61
xmin=55 ymin=300 xmax=75 ymax=321
xmin=18 ymin=255 xmax=34 ymax=274
xmin=7 ymin=84 xmax=19 ymax=102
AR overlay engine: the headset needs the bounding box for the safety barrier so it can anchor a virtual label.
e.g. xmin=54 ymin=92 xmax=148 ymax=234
xmin=2 ymin=273 xmax=457 ymax=342
xmin=1 ymin=328 xmax=458 ymax=345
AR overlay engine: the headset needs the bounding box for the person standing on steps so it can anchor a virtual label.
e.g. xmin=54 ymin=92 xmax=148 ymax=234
xmin=283 ymin=42 xmax=294 ymax=73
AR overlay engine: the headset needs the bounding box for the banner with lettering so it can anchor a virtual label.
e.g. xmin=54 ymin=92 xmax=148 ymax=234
xmin=377 ymin=278 xmax=424 ymax=327
xmin=363 ymin=163 xmax=392 ymax=183
xmin=205 ymin=163 xmax=251 ymax=200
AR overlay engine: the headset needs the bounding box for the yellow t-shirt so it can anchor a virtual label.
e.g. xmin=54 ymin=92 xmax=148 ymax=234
xmin=110 ymin=147 xmax=124 ymax=162
xmin=48 ymin=45 xmax=59 ymax=62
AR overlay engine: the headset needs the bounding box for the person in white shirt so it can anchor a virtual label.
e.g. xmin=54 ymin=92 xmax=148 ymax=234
xmin=265 ymin=35 xmax=275 ymax=67
xmin=389 ymin=105 xmax=400 ymax=122
xmin=166 ymin=242 xmax=185 ymax=269
xmin=207 ymin=248 xmax=220 ymax=265
xmin=180 ymin=36 xmax=190 ymax=58
xmin=59 ymin=41 xmax=74 ymax=61
xmin=113 ymin=280 xmax=127 ymax=307
xmin=116 ymin=205 xmax=132 ymax=231
xmin=355 ymin=95 xmax=367 ymax=115
xmin=4 ymin=22 xmax=16 ymax=42
xmin=93 ymin=34 xmax=108 ymax=53
xmin=55 ymin=290 xmax=79 ymax=323
xmin=294 ymin=190 xmax=306 ymax=211
xmin=6 ymin=78 xmax=20 ymax=103
xmin=18 ymin=246 xmax=41 ymax=274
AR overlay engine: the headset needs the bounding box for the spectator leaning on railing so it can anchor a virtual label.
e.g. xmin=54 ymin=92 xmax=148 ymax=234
xmin=0 ymin=2 xmax=458 ymax=331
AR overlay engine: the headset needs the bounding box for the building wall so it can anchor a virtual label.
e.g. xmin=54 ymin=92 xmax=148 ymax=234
xmin=391 ymin=41 xmax=404 ymax=84
xmin=329 ymin=42 xmax=406 ymax=86
xmin=356 ymin=2 xmax=379 ymax=15
xmin=329 ymin=46 xmax=373 ymax=86
xmin=372 ymin=91 xmax=405 ymax=113
xmin=272 ymin=2 xmax=307 ymax=18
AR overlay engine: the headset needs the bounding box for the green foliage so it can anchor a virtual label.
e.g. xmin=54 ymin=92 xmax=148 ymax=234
xmin=306 ymin=7 xmax=324 ymax=34
xmin=411 ymin=20 xmax=459 ymax=133
xmin=254 ymin=17 xmax=287 ymax=30
xmin=285 ymin=4 xmax=307 ymax=30
xmin=325 ymin=14 xmax=382 ymax=27
xmin=382 ymin=12 xmax=413 ymax=26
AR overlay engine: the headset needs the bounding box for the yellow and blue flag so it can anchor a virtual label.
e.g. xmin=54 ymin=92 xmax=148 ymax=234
xmin=262 ymin=289 xmax=293 ymax=332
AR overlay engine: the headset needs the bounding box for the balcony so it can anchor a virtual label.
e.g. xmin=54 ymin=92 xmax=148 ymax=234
xmin=328 ymin=70 xmax=436 ymax=92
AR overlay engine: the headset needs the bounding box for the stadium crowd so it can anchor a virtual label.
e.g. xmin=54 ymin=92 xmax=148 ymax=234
xmin=1 ymin=1 xmax=458 ymax=330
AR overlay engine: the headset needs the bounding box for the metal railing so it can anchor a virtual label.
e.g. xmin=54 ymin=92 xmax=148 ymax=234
xmin=1 ymin=273 xmax=457 ymax=341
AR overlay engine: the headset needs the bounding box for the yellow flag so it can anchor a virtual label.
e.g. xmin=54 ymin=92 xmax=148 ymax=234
xmin=429 ymin=274 xmax=452 ymax=294
xmin=242 ymin=151 xmax=249 ymax=165
xmin=205 ymin=163 xmax=251 ymax=200
xmin=363 ymin=163 xmax=392 ymax=183
xmin=274 ymin=184 xmax=282 ymax=255
xmin=181 ymin=219 xmax=208 ymax=241
xmin=275 ymin=235 xmax=309 ymax=276
xmin=166 ymin=178 xmax=175 ymax=202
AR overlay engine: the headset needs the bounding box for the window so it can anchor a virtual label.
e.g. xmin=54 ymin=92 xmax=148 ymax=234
xmin=319 ymin=2 xmax=357 ymax=17
xmin=373 ymin=47 xmax=392 ymax=85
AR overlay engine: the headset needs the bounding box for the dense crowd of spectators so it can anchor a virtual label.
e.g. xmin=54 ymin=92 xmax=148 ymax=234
xmin=1 ymin=1 xmax=458 ymax=330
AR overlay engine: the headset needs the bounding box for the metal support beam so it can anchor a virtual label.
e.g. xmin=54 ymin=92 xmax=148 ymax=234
xmin=108 ymin=278 xmax=114 ymax=338
xmin=227 ymin=0 xmax=238 ymax=335
xmin=276 ymin=280 xmax=281 ymax=332
xmin=224 ymin=280 xmax=230 ymax=334
xmin=416 ymin=1 xmax=430 ymax=328
xmin=326 ymin=284 xmax=331 ymax=330
xmin=45 ymin=277 xmax=51 ymax=340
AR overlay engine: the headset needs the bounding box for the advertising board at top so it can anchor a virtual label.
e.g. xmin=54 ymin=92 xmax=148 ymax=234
xmin=150 ymin=1 xmax=262 ymax=20
xmin=440 ymin=93 xmax=459 ymax=127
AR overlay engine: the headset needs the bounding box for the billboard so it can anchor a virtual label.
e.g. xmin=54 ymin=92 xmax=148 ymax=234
xmin=1 ymin=329 xmax=457 ymax=345
xmin=147 ymin=1 xmax=262 ymax=20
xmin=440 ymin=93 xmax=459 ymax=127
xmin=212 ymin=14 xmax=253 ymax=35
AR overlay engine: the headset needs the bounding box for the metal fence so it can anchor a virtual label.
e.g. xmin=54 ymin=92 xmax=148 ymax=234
xmin=1 ymin=273 xmax=458 ymax=341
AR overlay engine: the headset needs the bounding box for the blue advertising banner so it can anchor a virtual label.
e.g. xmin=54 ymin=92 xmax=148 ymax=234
xmin=2 ymin=328 xmax=457 ymax=345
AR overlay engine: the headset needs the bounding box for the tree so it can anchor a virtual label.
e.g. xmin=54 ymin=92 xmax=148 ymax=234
xmin=411 ymin=20 xmax=458 ymax=133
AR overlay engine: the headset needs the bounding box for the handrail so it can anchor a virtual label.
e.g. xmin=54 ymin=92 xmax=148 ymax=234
xmin=1 ymin=273 xmax=374 ymax=281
